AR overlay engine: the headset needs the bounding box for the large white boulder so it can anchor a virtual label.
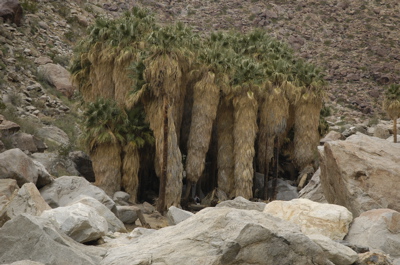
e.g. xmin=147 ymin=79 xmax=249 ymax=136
xmin=100 ymin=207 xmax=334 ymax=265
xmin=319 ymin=133 xmax=400 ymax=217
xmin=70 ymin=196 xmax=126 ymax=233
xmin=263 ymin=198 xmax=353 ymax=240
xmin=40 ymin=176 xmax=116 ymax=213
xmin=0 ymin=214 xmax=104 ymax=264
xmin=345 ymin=208 xmax=400 ymax=258
xmin=41 ymin=203 xmax=108 ymax=243
xmin=0 ymin=183 xmax=51 ymax=227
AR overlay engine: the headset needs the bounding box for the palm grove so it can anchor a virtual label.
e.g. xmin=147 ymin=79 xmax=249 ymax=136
xmin=70 ymin=8 xmax=326 ymax=213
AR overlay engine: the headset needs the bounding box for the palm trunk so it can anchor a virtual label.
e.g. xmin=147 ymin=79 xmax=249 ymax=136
xmin=233 ymin=92 xmax=258 ymax=199
xmin=394 ymin=118 xmax=398 ymax=143
xmin=186 ymin=71 xmax=220 ymax=187
xmin=294 ymin=95 xmax=322 ymax=170
xmin=217 ymin=98 xmax=235 ymax=198
xmin=157 ymin=97 xmax=168 ymax=214
xmin=91 ymin=143 xmax=122 ymax=197
xmin=121 ymin=145 xmax=140 ymax=204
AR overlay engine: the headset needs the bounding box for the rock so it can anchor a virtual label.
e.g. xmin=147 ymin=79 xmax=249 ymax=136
xmin=69 ymin=151 xmax=95 ymax=182
xmin=0 ymin=140 xmax=5 ymax=152
xmin=319 ymin=133 xmax=400 ymax=217
xmin=201 ymin=188 xmax=228 ymax=206
xmin=272 ymin=178 xmax=298 ymax=201
xmin=0 ymin=179 xmax=18 ymax=199
xmin=308 ymin=234 xmax=358 ymax=265
xmin=216 ymin=196 xmax=266 ymax=212
xmin=167 ymin=206 xmax=194 ymax=225
xmin=113 ymin=191 xmax=130 ymax=206
xmin=100 ymin=207 xmax=334 ymax=265
xmin=36 ymin=125 xmax=70 ymax=147
xmin=31 ymin=152 xmax=80 ymax=177
xmin=0 ymin=115 xmax=20 ymax=136
xmin=346 ymin=209 xmax=400 ymax=258
xmin=139 ymin=201 xmax=155 ymax=214
xmin=0 ymin=148 xmax=47 ymax=186
xmin=4 ymin=261 xmax=45 ymax=265
xmin=34 ymin=56 xmax=53 ymax=65
xmin=356 ymin=252 xmax=393 ymax=265
xmin=70 ymin=196 xmax=126 ymax=233
xmin=0 ymin=195 xmax=9 ymax=212
xmin=0 ymin=183 xmax=51 ymax=227
xmin=0 ymin=0 xmax=23 ymax=26
xmin=0 ymin=214 xmax=104 ymax=264
xmin=320 ymin=130 xmax=345 ymax=144
xmin=116 ymin=205 xmax=139 ymax=224
xmin=41 ymin=203 xmax=108 ymax=243
xmin=299 ymin=168 xmax=328 ymax=203
xmin=264 ymin=198 xmax=353 ymax=240
xmin=373 ymin=125 xmax=391 ymax=139
xmin=386 ymin=135 xmax=400 ymax=143
xmin=37 ymin=63 xmax=76 ymax=98
xmin=40 ymin=176 xmax=116 ymax=213
xmin=31 ymin=160 xmax=53 ymax=189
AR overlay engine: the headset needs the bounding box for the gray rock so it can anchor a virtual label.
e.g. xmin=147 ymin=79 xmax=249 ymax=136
xmin=36 ymin=125 xmax=70 ymax=147
xmin=0 ymin=179 xmax=18 ymax=199
xmin=346 ymin=208 xmax=400 ymax=258
xmin=40 ymin=176 xmax=116 ymax=213
xmin=373 ymin=124 xmax=391 ymax=139
xmin=273 ymin=178 xmax=298 ymax=201
xmin=100 ymin=207 xmax=334 ymax=265
xmin=0 ymin=115 xmax=20 ymax=136
xmin=32 ymin=160 xmax=53 ymax=189
xmin=299 ymin=168 xmax=328 ymax=203
xmin=4 ymin=261 xmax=45 ymax=265
xmin=41 ymin=203 xmax=108 ymax=243
xmin=320 ymin=133 xmax=400 ymax=217
xmin=0 ymin=214 xmax=104 ymax=265
xmin=0 ymin=183 xmax=51 ymax=227
xmin=167 ymin=206 xmax=194 ymax=225
xmin=113 ymin=191 xmax=130 ymax=206
xmin=116 ymin=205 xmax=139 ymax=224
xmin=0 ymin=148 xmax=44 ymax=186
xmin=10 ymin=132 xmax=38 ymax=153
xmin=37 ymin=63 xmax=76 ymax=98
xmin=216 ymin=196 xmax=266 ymax=212
xmin=320 ymin=130 xmax=345 ymax=144
xmin=70 ymin=196 xmax=126 ymax=233
xmin=308 ymin=234 xmax=358 ymax=265
xmin=31 ymin=152 xmax=80 ymax=178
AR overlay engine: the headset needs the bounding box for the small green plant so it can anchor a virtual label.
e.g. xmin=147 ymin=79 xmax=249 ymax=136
xmin=249 ymin=14 xmax=256 ymax=21
xmin=21 ymin=0 xmax=38 ymax=13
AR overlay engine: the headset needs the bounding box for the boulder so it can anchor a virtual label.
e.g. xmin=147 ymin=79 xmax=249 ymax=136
xmin=32 ymin=160 xmax=53 ymax=189
xmin=0 ymin=214 xmax=104 ymax=265
xmin=167 ymin=206 xmax=194 ymax=225
xmin=0 ymin=195 xmax=8 ymax=212
xmin=41 ymin=203 xmax=108 ymax=243
xmin=0 ymin=179 xmax=18 ymax=199
xmin=271 ymin=178 xmax=298 ymax=201
xmin=10 ymin=132 xmax=38 ymax=153
xmin=0 ymin=0 xmax=23 ymax=26
xmin=346 ymin=209 xmax=400 ymax=258
xmin=299 ymin=168 xmax=328 ymax=203
xmin=113 ymin=191 xmax=130 ymax=206
xmin=116 ymin=205 xmax=139 ymax=224
xmin=31 ymin=152 xmax=80 ymax=177
xmin=0 ymin=148 xmax=43 ymax=186
xmin=320 ymin=130 xmax=345 ymax=144
xmin=70 ymin=196 xmax=126 ymax=233
xmin=37 ymin=63 xmax=75 ymax=98
xmin=216 ymin=196 xmax=266 ymax=212
xmin=0 ymin=183 xmax=51 ymax=227
xmin=319 ymin=133 xmax=400 ymax=217
xmin=36 ymin=125 xmax=70 ymax=147
xmin=308 ymin=234 xmax=358 ymax=265
xmin=100 ymin=207 xmax=334 ymax=265
xmin=39 ymin=176 xmax=116 ymax=213
xmin=69 ymin=151 xmax=95 ymax=182
xmin=264 ymin=198 xmax=353 ymax=240
xmin=0 ymin=115 xmax=20 ymax=136
xmin=4 ymin=261 xmax=45 ymax=265
xmin=373 ymin=124 xmax=391 ymax=139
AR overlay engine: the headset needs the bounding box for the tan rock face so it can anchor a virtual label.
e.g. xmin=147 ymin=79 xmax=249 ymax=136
xmin=319 ymin=133 xmax=400 ymax=217
xmin=263 ymin=198 xmax=353 ymax=240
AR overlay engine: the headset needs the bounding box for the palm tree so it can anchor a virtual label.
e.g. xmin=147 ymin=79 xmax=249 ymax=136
xmin=383 ymin=84 xmax=400 ymax=143
xmin=292 ymin=60 xmax=325 ymax=170
xmin=82 ymin=98 xmax=125 ymax=196
xmin=121 ymin=106 xmax=154 ymax=203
